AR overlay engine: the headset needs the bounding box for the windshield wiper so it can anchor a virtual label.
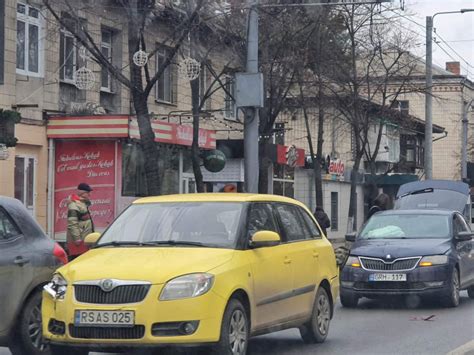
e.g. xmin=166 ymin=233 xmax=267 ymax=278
xmin=147 ymin=240 xmax=215 ymax=247
xmin=95 ymin=241 xmax=157 ymax=248
xmin=399 ymin=188 xmax=433 ymax=198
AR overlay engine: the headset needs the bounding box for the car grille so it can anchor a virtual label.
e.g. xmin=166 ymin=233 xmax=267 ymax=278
xmin=359 ymin=257 xmax=420 ymax=271
xmin=69 ymin=325 xmax=145 ymax=339
xmin=354 ymin=282 xmax=426 ymax=291
xmin=74 ymin=285 xmax=150 ymax=304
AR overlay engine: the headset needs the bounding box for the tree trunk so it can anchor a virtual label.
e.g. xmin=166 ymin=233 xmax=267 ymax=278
xmin=132 ymin=92 xmax=161 ymax=196
xmin=190 ymin=78 xmax=205 ymax=192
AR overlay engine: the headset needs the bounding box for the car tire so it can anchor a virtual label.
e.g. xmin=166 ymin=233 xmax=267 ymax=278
xmin=50 ymin=344 xmax=88 ymax=355
xmin=340 ymin=290 xmax=359 ymax=308
xmin=299 ymin=287 xmax=331 ymax=344
xmin=468 ymin=286 xmax=474 ymax=299
xmin=9 ymin=290 xmax=50 ymax=355
xmin=441 ymin=268 xmax=460 ymax=308
xmin=211 ymin=298 xmax=249 ymax=355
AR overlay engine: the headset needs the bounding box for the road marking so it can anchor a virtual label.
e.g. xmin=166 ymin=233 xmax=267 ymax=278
xmin=447 ymin=340 xmax=474 ymax=355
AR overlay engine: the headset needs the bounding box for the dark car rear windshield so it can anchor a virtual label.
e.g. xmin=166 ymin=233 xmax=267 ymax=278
xmin=360 ymin=214 xmax=450 ymax=239
xmin=98 ymin=202 xmax=245 ymax=248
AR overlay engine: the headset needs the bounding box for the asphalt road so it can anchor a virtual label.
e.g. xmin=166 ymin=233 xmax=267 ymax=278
xmin=1 ymin=292 xmax=473 ymax=355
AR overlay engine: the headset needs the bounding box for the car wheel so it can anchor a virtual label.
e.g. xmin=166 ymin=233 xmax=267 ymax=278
xmin=50 ymin=344 xmax=89 ymax=355
xmin=299 ymin=287 xmax=331 ymax=344
xmin=212 ymin=298 xmax=249 ymax=355
xmin=468 ymin=286 xmax=474 ymax=299
xmin=9 ymin=290 xmax=50 ymax=355
xmin=441 ymin=268 xmax=460 ymax=308
xmin=340 ymin=290 xmax=359 ymax=308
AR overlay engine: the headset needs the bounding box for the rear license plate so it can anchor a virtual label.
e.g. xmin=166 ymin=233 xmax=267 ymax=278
xmin=74 ymin=310 xmax=135 ymax=327
xmin=369 ymin=273 xmax=407 ymax=282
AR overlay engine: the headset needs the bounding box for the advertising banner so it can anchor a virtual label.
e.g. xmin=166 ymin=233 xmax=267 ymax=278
xmin=54 ymin=140 xmax=116 ymax=241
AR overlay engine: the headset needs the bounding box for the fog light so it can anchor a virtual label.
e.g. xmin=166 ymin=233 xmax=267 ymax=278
xmin=181 ymin=321 xmax=198 ymax=335
xmin=341 ymin=281 xmax=355 ymax=287
xmin=425 ymin=281 xmax=444 ymax=287
xmin=48 ymin=319 xmax=65 ymax=335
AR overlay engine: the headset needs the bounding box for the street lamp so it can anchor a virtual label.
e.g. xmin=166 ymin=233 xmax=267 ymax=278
xmin=425 ymin=8 xmax=474 ymax=180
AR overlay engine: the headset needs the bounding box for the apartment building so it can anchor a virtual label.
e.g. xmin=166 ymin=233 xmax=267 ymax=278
xmin=0 ymin=0 xmax=239 ymax=238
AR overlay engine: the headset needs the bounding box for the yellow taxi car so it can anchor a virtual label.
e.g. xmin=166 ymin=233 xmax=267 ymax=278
xmin=42 ymin=194 xmax=339 ymax=355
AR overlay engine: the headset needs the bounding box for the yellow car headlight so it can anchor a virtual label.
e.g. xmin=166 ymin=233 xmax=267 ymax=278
xmin=419 ymin=255 xmax=448 ymax=267
xmin=160 ymin=273 xmax=214 ymax=301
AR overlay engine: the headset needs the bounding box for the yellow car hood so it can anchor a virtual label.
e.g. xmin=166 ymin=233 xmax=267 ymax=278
xmin=60 ymin=247 xmax=235 ymax=284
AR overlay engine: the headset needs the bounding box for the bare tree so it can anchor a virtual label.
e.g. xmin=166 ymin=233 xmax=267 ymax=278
xmin=43 ymin=0 xmax=205 ymax=195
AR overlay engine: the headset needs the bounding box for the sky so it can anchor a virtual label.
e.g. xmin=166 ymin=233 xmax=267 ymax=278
xmin=404 ymin=0 xmax=474 ymax=78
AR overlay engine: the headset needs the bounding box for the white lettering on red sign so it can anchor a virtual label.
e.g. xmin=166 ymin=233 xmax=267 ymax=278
xmin=329 ymin=159 xmax=345 ymax=176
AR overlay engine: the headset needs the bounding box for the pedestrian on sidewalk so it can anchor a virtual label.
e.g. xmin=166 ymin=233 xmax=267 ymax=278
xmin=66 ymin=183 xmax=94 ymax=260
xmin=314 ymin=206 xmax=331 ymax=236
xmin=367 ymin=193 xmax=392 ymax=220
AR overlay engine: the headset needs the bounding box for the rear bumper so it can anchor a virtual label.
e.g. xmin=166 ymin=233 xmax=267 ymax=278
xmin=340 ymin=263 xmax=452 ymax=297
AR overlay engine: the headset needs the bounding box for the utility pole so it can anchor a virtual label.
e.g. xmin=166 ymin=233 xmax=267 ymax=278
xmin=244 ymin=0 xmax=260 ymax=193
xmin=424 ymin=15 xmax=433 ymax=180
xmin=462 ymin=99 xmax=473 ymax=181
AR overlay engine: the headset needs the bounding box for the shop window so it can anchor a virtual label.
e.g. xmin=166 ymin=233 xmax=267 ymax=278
xmin=155 ymin=48 xmax=177 ymax=104
xmin=122 ymin=143 xmax=179 ymax=197
xmin=14 ymin=156 xmax=36 ymax=216
xmin=331 ymin=192 xmax=338 ymax=231
xmin=273 ymin=164 xmax=294 ymax=198
xmin=16 ymin=3 xmax=43 ymax=76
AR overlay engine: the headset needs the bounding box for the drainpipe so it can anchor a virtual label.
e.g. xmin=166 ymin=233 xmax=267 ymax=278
xmin=47 ymin=138 xmax=54 ymax=239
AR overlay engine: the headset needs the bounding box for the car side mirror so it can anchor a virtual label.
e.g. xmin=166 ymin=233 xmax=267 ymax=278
xmin=249 ymin=231 xmax=281 ymax=248
xmin=84 ymin=232 xmax=101 ymax=246
xmin=345 ymin=233 xmax=357 ymax=242
xmin=455 ymin=231 xmax=473 ymax=241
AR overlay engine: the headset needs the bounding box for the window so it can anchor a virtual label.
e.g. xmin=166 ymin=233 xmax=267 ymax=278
xmin=331 ymin=192 xmax=338 ymax=231
xmin=155 ymin=48 xmax=177 ymax=104
xmin=199 ymin=64 xmax=211 ymax=110
xmin=248 ymin=203 xmax=278 ymax=238
xmin=273 ymin=164 xmax=294 ymax=198
xmin=453 ymin=214 xmax=469 ymax=236
xmin=401 ymin=135 xmax=424 ymax=167
xmin=275 ymin=204 xmax=306 ymax=242
xmin=298 ymin=207 xmax=321 ymax=238
xmin=224 ymin=75 xmax=236 ymax=119
xmin=59 ymin=29 xmax=76 ymax=82
xmin=14 ymin=156 xmax=36 ymax=216
xmin=101 ymin=29 xmax=113 ymax=91
xmin=0 ymin=209 xmax=21 ymax=240
xmin=16 ymin=3 xmax=42 ymax=76
xmin=394 ymin=100 xmax=409 ymax=116
xmin=274 ymin=123 xmax=285 ymax=145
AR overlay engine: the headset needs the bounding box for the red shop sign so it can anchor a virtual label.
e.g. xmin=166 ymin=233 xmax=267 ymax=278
xmin=276 ymin=144 xmax=305 ymax=167
xmin=53 ymin=141 xmax=117 ymax=240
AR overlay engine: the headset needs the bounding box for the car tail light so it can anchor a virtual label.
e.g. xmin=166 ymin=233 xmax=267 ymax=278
xmin=53 ymin=243 xmax=68 ymax=265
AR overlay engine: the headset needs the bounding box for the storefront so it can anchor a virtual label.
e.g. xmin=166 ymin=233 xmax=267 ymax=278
xmin=267 ymin=144 xmax=305 ymax=198
xmin=46 ymin=115 xmax=216 ymax=241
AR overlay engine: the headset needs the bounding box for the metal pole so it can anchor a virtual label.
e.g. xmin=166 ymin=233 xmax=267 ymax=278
xmin=461 ymin=100 xmax=471 ymax=180
xmin=424 ymin=16 xmax=433 ymax=180
xmin=244 ymin=0 xmax=260 ymax=193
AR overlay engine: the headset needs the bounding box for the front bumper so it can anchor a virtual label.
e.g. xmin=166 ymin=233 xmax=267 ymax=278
xmin=42 ymin=283 xmax=227 ymax=348
xmin=340 ymin=264 xmax=452 ymax=297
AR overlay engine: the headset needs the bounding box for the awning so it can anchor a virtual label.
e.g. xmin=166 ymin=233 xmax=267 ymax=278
xmin=47 ymin=115 xmax=129 ymax=138
xmin=365 ymin=173 xmax=419 ymax=186
xmin=129 ymin=118 xmax=216 ymax=150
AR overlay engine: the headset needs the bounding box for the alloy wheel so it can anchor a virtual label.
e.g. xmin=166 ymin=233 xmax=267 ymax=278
xmin=316 ymin=293 xmax=331 ymax=336
xmin=28 ymin=301 xmax=47 ymax=351
xmin=228 ymin=309 xmax=247 ymax=355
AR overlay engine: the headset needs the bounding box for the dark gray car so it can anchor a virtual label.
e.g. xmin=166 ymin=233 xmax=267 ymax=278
xmin=0 ymin=196 xmax=68 ymax=355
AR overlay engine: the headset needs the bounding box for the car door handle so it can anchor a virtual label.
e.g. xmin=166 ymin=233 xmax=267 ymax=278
xmin=14 ymin=257 xmax=30 ymax=266
xmin=313 ymin=252 xmax=319 ymax=258
xmin=284 ymin=258 xmax=292 ymax=265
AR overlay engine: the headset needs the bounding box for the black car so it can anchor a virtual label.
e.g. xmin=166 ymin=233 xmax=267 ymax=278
xmin=0 ymin=196 xmax=68 ymax=355
xmin=340 ymin=209 xmax=474 ymax=308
